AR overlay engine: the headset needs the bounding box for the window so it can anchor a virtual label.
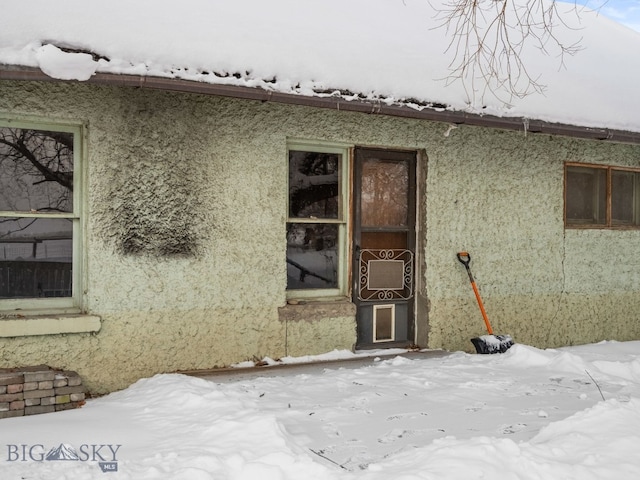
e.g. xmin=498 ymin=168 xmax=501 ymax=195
xmin=565 ymin=163 xmax=640 ymax=228
xmin=0 ymin=120 xmax=83 ymax=311
xmin=286 ymin=143 xmax=349 ymax=298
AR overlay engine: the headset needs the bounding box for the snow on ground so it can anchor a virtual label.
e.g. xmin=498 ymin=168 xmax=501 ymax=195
xmin=1 ymin=340 xmax=639 ymax=479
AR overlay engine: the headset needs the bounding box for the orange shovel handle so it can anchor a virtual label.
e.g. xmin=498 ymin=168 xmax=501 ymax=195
xmin=470 ymin=280 xmax=494 ymax=335
xmin=457 ymin=252 xmax=494 ymax=335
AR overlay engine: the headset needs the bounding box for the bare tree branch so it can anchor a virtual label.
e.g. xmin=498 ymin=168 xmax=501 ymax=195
xmin=0 ymin=218 xmax=37 ymax=239
xmin=0 ymin=130 xmax=73 ymax=191
xmin=433 ymin=0 xmax=584 ymax=103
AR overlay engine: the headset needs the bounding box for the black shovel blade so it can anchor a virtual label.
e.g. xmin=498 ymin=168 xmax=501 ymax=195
xmin=471 ymin=334 xmax=514 ymax=354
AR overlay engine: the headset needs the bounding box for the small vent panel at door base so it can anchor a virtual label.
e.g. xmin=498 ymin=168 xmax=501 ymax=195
xmin=358 ymin=249 xmax=413 ymax=301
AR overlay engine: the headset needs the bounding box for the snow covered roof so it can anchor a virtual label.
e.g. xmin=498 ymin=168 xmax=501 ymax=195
xmin=2 ymin=0 xmax=640 ymax=138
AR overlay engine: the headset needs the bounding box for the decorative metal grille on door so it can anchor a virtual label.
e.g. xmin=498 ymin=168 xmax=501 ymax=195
xmin=358 ymin=249 xmax=414 ymax=301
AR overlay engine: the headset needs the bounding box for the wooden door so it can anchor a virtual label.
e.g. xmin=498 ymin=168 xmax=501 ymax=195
xmin=353 ymin=148 xmax=416 ymax=348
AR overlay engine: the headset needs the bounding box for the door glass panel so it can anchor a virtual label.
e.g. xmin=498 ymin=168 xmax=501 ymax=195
xmin=361 ymin=159 xmax=408 ymax=227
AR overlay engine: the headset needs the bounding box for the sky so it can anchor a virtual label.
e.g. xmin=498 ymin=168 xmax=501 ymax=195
xmin=578 ymin=0 xmax=640 ymax=31
xmin=0 ymin=341 xmax=639 ymax=479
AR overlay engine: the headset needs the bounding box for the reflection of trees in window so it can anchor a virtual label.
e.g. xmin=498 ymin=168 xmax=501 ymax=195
xmin=0 ymin=128 xmax=73 ymax=213
xmin=288 ymin=151 xmax=339 ymax=218
xmin=0 ymin=128 xmax=74 ymax=241
xmin=286 ymin=223 xmax=338 ymax=289
xmin=0 ymin=127 xmax=75 ymax=299
xmin=287 ymin=149 xmax=343 ymax=292
xmin=360 ymin=159 xmax=408 ymax=227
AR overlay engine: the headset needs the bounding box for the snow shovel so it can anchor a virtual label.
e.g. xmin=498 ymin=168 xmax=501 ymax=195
xmin=456 ymin=252 xmax=514 ymax=354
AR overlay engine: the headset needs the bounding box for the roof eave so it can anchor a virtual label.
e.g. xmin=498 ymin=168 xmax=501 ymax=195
xmin=2 ymin=66 xmax=640 ymax=145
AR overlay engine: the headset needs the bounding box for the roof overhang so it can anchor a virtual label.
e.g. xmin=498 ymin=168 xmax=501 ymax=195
xmin=3 ymin=65 xmax=640 ymax=145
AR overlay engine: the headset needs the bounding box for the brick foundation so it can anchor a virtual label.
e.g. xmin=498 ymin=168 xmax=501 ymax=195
xmin=0 ymin=366 xmax=85 ymax=419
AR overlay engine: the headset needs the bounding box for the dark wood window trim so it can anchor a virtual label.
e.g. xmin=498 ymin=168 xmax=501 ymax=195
xmin=565 ymin=162 xmax=640 ymax=230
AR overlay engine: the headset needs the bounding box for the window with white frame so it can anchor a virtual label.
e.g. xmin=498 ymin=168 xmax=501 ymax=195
xmin=0 ymin=120 xmax=83 ymax=311
xmin=286 ymin=143 xmax=349 ymax=298
xmin=565 ymin=162 xmax=640 ymax=228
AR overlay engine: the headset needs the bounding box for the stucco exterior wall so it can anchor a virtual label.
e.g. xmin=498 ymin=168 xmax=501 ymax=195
xmin=1 ymin=80 xmax=639 ymax=392
xmin=425 ymin=132 xmax=640 ymax=351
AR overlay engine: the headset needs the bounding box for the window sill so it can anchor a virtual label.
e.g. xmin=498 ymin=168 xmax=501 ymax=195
xmin=286 ymin=296 xmax=352 ymax=305
xmin=0 ymin=314 xmax=101 ymax=338
xmin=565 ymin=224 xmax=640 ymax=230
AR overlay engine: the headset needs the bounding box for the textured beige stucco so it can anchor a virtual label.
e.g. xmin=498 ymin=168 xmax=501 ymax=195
xmin=1 ymin=80 xmax=639 ymax=392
